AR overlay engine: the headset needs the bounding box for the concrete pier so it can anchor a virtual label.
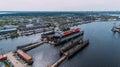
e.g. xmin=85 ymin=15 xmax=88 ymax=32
xmin=5 ymin=51 xmax=30 ymax=67
xmin=22 ymin=42 xmax=45 ymax=51
xmin=48 ymin=55 xmax=67 ymax=67
xmin=17 ymin=41 xmax=45 ymax=51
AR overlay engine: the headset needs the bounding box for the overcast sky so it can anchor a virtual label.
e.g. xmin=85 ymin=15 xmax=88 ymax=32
xmin=0 ymin=0 xmax=119 ymax=11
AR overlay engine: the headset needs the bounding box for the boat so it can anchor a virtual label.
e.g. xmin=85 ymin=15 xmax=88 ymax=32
xmin=63 ymin=28 xmax=80 ymax=35
xmin=0 ymin=55 xmax=7 ymax=61
xmin=112 ymin=24 xmax=120 ymax=33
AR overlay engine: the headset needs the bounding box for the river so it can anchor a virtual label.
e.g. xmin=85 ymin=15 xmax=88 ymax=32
xmin=1 ymin=21 xmax=120 ymax=67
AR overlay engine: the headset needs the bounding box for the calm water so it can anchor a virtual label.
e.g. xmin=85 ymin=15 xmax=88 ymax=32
xmin=0 ymin=33 xmax=41 ymax=52
xmin=0 ymin=62 xmax=4 ymax=67
xmin=1 ymin=21 xmax=120 ymax=67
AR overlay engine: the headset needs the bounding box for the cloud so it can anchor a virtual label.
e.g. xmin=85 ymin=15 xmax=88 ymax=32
xmin=0 ymin=0 xmax=119 ymax=11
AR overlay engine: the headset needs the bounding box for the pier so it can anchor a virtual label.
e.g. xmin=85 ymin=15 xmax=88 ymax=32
xmin=5 ymin=51 xmax=29 ymax=67
xmin=17 ymin=41 xmax=45 ymax=51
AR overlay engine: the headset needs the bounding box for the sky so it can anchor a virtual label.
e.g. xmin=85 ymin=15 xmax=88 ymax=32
xmin=0 ymin=0 xmax=120 ymax=11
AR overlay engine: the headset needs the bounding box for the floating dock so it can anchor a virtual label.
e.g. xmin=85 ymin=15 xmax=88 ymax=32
xmin=60 ymin=36 xmax=83 ymax=54
xmin=41 ymin=28 xmax=82 ymax=43
xmin=49 ymin=31 xmax=84 ymax=45
xmin=63 ymin=40 xmax=89 ymax=57
xmin=49 ymin=40 xmax=89 ymax=67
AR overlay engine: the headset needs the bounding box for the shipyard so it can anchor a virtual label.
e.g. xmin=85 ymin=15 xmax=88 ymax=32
xmin=0 ymin=19 xmax=89 ymax=67
xmin=1 ymin=0 xmax=120 ymax=66
xmin=1 ymin=11 xmax=120 ymax=67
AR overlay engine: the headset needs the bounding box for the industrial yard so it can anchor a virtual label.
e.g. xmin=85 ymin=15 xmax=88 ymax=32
xmin=1 ymin=12 xmax=120 ymax=67
xmin=0 ymin=24 xmax=89 ymax=67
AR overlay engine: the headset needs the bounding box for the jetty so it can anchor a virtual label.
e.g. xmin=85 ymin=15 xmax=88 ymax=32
xmin=17 ymin=41 xmax=45 ymax=51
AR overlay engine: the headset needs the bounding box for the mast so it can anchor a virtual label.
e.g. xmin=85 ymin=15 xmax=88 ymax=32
xmin=0 ymin=48 xmax=3 ymax=56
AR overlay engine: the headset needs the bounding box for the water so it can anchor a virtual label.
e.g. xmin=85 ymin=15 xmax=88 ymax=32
xmin=1 ymin=21 xmax=120 ymax=67
xmin=0 ymin=62 xmax=5 ymax=67
xmin=0 ymin=33 xmax=41 ymax=52
xmin=59 ymin=21 xmax=120 ymax=67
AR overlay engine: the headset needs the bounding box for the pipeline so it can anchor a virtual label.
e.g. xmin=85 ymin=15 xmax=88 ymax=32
xmin=50 ymin=31 xmax=84 ymax=45
xmin=60 ymin=36 xmax=83 ymax=54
